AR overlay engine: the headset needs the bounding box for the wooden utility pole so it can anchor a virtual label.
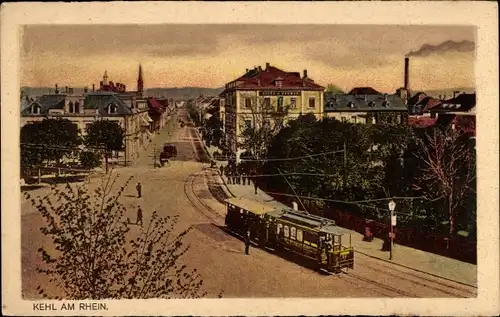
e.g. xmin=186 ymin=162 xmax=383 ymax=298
xmin=278 ymin=168 xmax=308 ymax=213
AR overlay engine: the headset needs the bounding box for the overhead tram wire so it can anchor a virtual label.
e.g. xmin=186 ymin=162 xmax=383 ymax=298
xmin=262 ymin=191 xmax=428 ymax=217
xmin=239 ymin=149 xmax=345 ymax=162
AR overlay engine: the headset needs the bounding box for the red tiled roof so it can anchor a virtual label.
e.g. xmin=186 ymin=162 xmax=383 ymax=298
xmin=156 ymin=98 xmax=169 ymax=107
xmin=227 ymin=65 xmax=324 ymax=91
xmin=421 ymin=97 xmax=442 ymax=112
xmin=147 ymin=97 xmax=165 ymax=115
xmin=408 ymin=116 xmax=438 ymax=128
xmin=437 ymin=114 xmax=476 ymax=136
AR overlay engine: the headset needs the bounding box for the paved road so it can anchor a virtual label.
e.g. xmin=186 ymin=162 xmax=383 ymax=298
xmin=20 ymin=107 xmax=477 ymax=299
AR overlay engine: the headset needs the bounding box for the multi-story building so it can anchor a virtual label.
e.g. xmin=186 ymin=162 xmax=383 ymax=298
xmin=21 ymin=66 xmax=153 ymax=165
xmin=220 ymin=63 xmax=324 ymax=160
xmin=324 ymin=88 xmax=408 ymax=124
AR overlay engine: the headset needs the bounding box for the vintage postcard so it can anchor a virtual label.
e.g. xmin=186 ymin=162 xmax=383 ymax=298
xmin=1 ymin=1 xmax=499 ymax=316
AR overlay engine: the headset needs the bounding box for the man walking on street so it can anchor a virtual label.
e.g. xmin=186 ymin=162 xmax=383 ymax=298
xmin=219 ymin=164 xmax=224 ymax=177
xmin=254 ymin=181 xmax=258 ymax=194
xmin=244 ymin=230 xmax=251 ymax=255
xmin=136 ymin=182 xmax=142 ymax=198
xmin=136 ymin=206 xmax=143 ymax=226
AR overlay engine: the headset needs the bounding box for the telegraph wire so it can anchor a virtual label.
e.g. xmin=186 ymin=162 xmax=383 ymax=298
xmin=238 ymin=149 xmax=344 ymax=162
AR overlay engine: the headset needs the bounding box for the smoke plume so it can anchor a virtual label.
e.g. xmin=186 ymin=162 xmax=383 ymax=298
xmin=406 ymin=40 xmax=475 ymax=57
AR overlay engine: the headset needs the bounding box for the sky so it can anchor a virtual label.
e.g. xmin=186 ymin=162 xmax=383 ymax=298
xmin=21 ymin=25 xmax=476 ymax=93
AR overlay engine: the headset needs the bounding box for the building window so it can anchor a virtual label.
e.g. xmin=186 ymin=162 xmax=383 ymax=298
xmin=263 ymin=97 xmax=271 ymax=108
xmin=290 ymin=97 xmax=297 ymax=108
xmin=244 ymin=97 xmax=252 ymax=109
xmin=75 ymin=101 xmax=80 ymax=113
xmin=244 ymin=120 xmax=252 ymax=130
xmin=290 ymin=227 xmax=297 ymax=240
xmin=108 ymin=103 xmax=118 ymax=114
xmin=277 ymin=223 xmax=283 ymax=235
xmin=350 ymin=116 xmax=357 ymax=124
xmin=85 ymin=123 xmax=92 ymax=132
xmin=397 ymin=114 xmax=402 ymax=124
xmin=341 ymin=116 xmax=347 ymax=122
xmin=309 ymin=97 xmax=315 ymax=108
xmin=277 ymin=97 xmax=284 ymax=111
xmin=31 ymin=104 xmax=41 ymax=115
xmin=69 ymin=101 xmax=74 ymax=113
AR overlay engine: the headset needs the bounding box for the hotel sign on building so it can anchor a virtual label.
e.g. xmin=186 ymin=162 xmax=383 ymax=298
xmin=258 ymin=91 xmax=301 ymax=96
xmin=220 ymin=63 xmax=325 ymax=160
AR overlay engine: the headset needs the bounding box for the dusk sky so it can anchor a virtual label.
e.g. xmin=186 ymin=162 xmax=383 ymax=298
xmin=21 ymin=25 xmax=475 ymax=93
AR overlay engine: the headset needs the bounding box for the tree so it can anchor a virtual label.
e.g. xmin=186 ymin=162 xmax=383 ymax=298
xmin=21 ymin=118 xmax=82 ymax=169
xmin=79 ymin=151 xmax=102 ymax=170
xmin=204 ymin=115 xmax=223 ymax=147
xmin=84 ymin=120 xmax=125 ymax=173
xmin=237 ymin=95 xmax=290 ymax=167
xmin=25 ymin=173 xmax=208 ymax=299
xmin=325 ymin=83 xmax=344 ymax=94
xmin=416 ymin=127 xmax=476 ymax=236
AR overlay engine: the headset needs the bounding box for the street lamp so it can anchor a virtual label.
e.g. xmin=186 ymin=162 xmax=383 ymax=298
xmin=388 ymin=199 xmax=396 ymax=260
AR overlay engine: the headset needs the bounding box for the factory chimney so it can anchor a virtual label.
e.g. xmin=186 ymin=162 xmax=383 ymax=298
xmin=404 ymin=57 xmax=409 ymax=90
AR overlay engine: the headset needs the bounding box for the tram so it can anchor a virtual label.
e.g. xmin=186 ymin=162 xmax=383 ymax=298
xmin=224 ymin=197 xmax=354 ymax=273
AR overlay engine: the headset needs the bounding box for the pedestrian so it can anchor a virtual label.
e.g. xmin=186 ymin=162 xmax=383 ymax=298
xmin=219 ymin=164 xmax=224 ymax=177
xmin=136 ymin=206 xmax=143 ymax=226
xmin=136 ymin=182 xmax=142 ymax=198
xmin=254 ymin=181 xmax=258 ymax=194
xmin=244 ymin=230 xmax=251 ymax=255
xmin=227 ymin=171 xmax=232 ymax=184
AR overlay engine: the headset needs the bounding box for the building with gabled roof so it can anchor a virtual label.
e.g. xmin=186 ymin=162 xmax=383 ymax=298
xmin=324 ymin=90 xmax=408 ymax=125
xmin=21 ymin=84 xmax=153 ymax=166
xmin=220 ymin=63 xmax=325 ymax=161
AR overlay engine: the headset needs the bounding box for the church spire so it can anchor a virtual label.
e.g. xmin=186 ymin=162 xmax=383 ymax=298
xmin=137 ymin=64 xmax=144 ymax=97
xmin=103 ymin=70 xmax=108 ymax=85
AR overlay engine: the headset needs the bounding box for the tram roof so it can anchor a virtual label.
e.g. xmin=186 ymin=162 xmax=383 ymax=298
xmin=269 ymin=208 xmax=342 ymax=235
xmin=224 ymin=197 xmax=276 ymax=215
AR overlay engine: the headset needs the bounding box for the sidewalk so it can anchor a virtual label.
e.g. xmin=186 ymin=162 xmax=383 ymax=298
xmin=214 ymin=168 xmax=477 ymax=286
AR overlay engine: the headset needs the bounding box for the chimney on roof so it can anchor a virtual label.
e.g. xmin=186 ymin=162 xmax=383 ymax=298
xmin=303 ymin=69 xmax=308 ymax=79
xmin=404 ymin=57 xmax=409 ymax=90
xmin=258 ymin=66 xmax=262 ymax=71
xmin=246 ymin=68 xmax=249 ymax=73
xmin=453 ymin=90 xmax=460 ymax=98
xmin=69 ymin=87 xmax=74 ymax=94
xmin=92 ymin=83 xmax=95 ymax=92
xmin=65 ymin=86 xmax=68 ymax=93
xmin=84 ymin=86 xmax=88 ymax=93
xmin=100 ymin=81 xmax=103 ymax=88
xmin=55 ymin=84 xmax=59 ymax=95
xmin=266 ymin=62 xmax=270 ymax=69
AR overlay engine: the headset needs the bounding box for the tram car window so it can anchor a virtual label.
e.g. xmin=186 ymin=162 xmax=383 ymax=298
xmin=296 ymin=229 xmax=303 ymax=242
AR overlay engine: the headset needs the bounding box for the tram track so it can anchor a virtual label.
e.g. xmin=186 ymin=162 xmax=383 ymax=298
xmin=183 ymin=170 xmax=224 ymax=226
xmin=349 ymin=253 xmax=477 ymax=298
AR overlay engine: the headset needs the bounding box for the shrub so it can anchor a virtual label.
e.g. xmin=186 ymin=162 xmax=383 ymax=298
xmin=79 ymin=151 xmax=101 ymax=169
